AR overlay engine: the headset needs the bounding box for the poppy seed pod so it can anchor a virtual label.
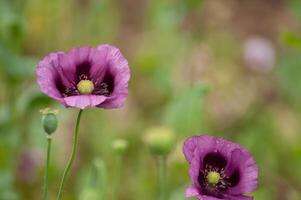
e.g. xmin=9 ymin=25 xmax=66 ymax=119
xmin=144 ymin=127 xmax=175 ymax=156
xmin=41 ymin=110 xmax=58 ymax=135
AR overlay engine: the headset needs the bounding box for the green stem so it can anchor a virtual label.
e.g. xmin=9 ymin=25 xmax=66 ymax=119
xmin=43 ymin=136 xmax=52 ymax=200
xmin=57 ymin=109 xmax=83 ymax=200
xmin=157 ymin=156 xmax=167 ymax=200
xmin=112 ymin=155 xmax=122 ymax=200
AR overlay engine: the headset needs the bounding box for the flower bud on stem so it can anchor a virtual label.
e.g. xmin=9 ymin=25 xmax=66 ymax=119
xmin=41 ymin=108 xmax=58 ymax=200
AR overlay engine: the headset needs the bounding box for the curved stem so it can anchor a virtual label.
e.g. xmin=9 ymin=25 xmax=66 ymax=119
xmin=57 ymin=109 xmax=83 ymax=200
xmin=43 ymin=136 xmax=52 ymax=200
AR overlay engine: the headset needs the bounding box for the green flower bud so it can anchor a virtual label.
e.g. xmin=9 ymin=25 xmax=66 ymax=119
xmin=112 ymin=139 xmax=128 ymax=154
xmin=144 ymin=126 xmax=175 ymax=156
xmin=40 ymin=108 xmax=58 ymax=135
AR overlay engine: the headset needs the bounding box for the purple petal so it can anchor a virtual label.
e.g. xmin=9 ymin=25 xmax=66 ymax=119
xmin=201 ymin=195 xmax=225 ymax=200
xmin=36 ymin=52 xmax=66 ymax=105
xmin=183 ymin=135 xmax=216 ymax=163
xmin=189 ymin=148 xmax=202 ymax=188
xmin=95 ymin=44 xmax=130 ymax=109
xmin=200 ymin=194 xmax=252 ymax=200
xmin=183 ymin=135 xmax=241 ymax=167
xmin=226 ymin=149 xmax=258 ymax=195
xmin=58 ymin=47 xmax=94 ymax=83
xmin=185 ymin=186 xmax=199 ymax=197
xmin=64 ymin=95 xmax=106 ymax=109
xmin=225 ymin=194 xmax=253 ymax=200
xmin=185 ymin=187 xmax=223 ymax=200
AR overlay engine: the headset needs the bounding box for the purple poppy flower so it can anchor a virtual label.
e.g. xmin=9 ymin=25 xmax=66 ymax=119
xmin=183 ymin=135 xmax=258 ymax=200
xmin=36 ymin=44 xmax=130 ymax=109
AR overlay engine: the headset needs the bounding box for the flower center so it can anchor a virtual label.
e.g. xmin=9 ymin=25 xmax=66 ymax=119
xmin=77 ymin=80 xmax=94 ymax=94
xmin=206 ymin=171 xmax=221 ymax=186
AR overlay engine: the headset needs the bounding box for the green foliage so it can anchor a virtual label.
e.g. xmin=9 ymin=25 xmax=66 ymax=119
xmin=281 ymin=32 xmax=301 ymax=50
xmin=164 ymin=84 xmax=209 ymax=136
xmin=79 ymin=159 xmax=107 ymax=200
xmin=277 ymin=52 xmax=301 ymax=107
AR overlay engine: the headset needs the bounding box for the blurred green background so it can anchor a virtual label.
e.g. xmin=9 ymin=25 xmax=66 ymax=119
xmin=1 ymin=0 xmax=301 ymax=199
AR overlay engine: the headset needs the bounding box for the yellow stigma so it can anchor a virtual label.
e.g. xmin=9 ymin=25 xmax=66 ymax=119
xmin=206 ymin=171 xmax=221 ymax=185
xmin=77 ymin=80 xmax=94 ymax=94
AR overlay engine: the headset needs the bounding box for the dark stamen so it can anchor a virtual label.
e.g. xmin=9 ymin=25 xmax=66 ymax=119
xmin=197 ymin=152 xmax=241 ymax=198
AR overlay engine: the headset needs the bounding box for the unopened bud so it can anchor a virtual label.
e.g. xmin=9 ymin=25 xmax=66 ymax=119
xmin=112 ymin=139 xmax=128 ymax=154
xmin=40 ymin=108 xmax=58 ymax=135
xmin=144 ymin=126 xmax=175 ymax=156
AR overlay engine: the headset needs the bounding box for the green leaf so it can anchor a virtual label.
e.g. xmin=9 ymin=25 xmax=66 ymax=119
xmin=169 ymin=185 xmax=187 ymax=200
xmin=281 ymin=32 xmax=301 ymax=50
xmin=164 ymin=84 xmax=209 ymax=136
xmin=79 ymin=158 xmax=107 ymax=200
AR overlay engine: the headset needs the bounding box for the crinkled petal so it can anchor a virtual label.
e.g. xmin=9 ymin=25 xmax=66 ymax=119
xmin=183 ymin=135 xmax=241 ymax=167
xmin=199 ymin=194 xmax=252 ymax=200
xmin=188 ymin=148 xmax=201 ymax=188
xmin=97 ymin=92 xmax=128 ymax=109
xmin=57 ymin=47 xmax=94 ymax=83
xmin=183 ymin=135 xmax=216 ymax=163
xmin=200 ymin=195 xmax=224 ymax=200
xmin=64 ymin=95 xmax=106 ymax=109
xmin=186 ymin=186 xmax=200 ymax=198
xmin=96 ymin=44 xmax=130 ymax=109
xmin=224 ymin=194 xmax=253 ymax=200
xmin=36 ymin=52 xmax=66 ymax=104
xmin=226 ymin=149 xmax=258 ymax=195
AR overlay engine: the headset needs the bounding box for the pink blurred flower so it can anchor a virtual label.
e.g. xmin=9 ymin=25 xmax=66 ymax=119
xmin=243 ymin=36 xmax=275 ymax=73
xmin=17 ymin=149 xmax=43 ymax=184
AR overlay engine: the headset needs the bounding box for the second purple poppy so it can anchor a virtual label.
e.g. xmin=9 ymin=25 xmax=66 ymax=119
xmin=183 ymin=135 xmax=258 ymax=200
xmin=36 ymin=44 xmax=130 ymax=109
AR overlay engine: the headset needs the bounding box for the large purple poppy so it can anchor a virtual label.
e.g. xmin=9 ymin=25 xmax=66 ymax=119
xmin=36 ymin=44 xmax=130 ymax=109
xmin=183 ymin=135 xmax=258 ymax=200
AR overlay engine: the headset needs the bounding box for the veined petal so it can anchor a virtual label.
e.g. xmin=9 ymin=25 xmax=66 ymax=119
xmin=64 ymin=95 xmax=106 ymax=109
xmin=36 ymin=51 xmax=66 ymax=104
xmin=226 ymin=149 xmax=258 ymax=195
xmin=186 ymin=186 xmax=200 ymax=197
